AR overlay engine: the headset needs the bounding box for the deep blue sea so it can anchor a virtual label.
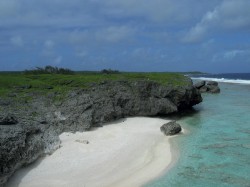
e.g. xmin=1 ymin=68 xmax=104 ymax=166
xmin=145 ymin=73 xmax=250 ymax=187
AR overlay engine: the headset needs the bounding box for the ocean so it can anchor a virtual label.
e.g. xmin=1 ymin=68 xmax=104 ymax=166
xmin=191 ymin=73 xmax=250 ymax=84
xmin=145 ymin=73 xmax=250 ymax=187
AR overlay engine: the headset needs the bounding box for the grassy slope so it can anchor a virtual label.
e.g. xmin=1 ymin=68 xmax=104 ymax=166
xmin=0 ymin=72 xmax=191 ymax=97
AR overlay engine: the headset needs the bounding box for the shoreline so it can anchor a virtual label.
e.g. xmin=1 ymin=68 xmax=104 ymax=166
xmin=141 ymin=134 xmax=181 ymax=187
xmin=6 ymin=117 xmax=181 ymax=187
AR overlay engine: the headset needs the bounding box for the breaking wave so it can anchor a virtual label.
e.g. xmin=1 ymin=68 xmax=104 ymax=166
xmin=191 ymin=77 xmax=250 ymax=85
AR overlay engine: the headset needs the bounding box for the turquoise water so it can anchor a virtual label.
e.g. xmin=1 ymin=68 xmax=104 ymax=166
xmin=146 ymin=83 xmax=250 ymax=187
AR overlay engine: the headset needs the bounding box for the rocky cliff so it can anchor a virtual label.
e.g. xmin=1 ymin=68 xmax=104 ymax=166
xmin=0 ymin=80 xmax=202 ymax=185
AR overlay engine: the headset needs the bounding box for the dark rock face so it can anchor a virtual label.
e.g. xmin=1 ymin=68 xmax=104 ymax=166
xmin=0 ymin=124 xmax=60 ymax=185
xmin=207 ymin=81 xmax=218 ymax=86
xmin=58 ymin=81 xmax=202 ymax=132
xmin=194 ymin=81 xmax=220 ymax=93
xmin=207 ymin=85 xmax=220 ymax=93
xmin=199 ymin=86 xmax=208 ymax=93
xmin=0 ymin=80 xmax=202 ymax=185
xmin=160 ymin=121 xmax=182 ymax=135
xmin=0 ymin=114 xmax=18 ymax=125
xmin=194 ymin=81 xmax=205 ymax=89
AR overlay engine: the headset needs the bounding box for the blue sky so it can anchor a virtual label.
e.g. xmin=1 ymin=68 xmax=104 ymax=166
xmin=1 ymin=0 xmax=250 ymax=73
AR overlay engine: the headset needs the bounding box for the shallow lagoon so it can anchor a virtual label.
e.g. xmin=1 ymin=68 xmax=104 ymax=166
xmin=146 ymin=83 xmax=250 ymax=187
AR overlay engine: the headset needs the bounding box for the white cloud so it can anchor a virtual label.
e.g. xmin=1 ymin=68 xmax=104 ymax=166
xmin=0 ymin=0 xmax=219 ymax=30
xmin=223 ymin=49 xmax=249 ymax=59
xmin=100 ymin=0 xmax=208 ymax=23
xmin=1 ymin=0 xmax=250 ymax=72
xmin=54 ymin=56 xmax=62 ymax=64
xmin=69 ymin=30 xmax=90 ymax=44
xmin=212 ymin=49 xmax=250 ymax=62
xmin=69 ymin=26 xmax=135 ymax=45
xmin=10 ymin=36 xmax=23 ymax=46
xmin=183 ymin=0 xmax=250 ymax=43
xmin=96 ymin=26 xmax=135 ymax=43
xmin=0 ymin=0 xmax=19 ymax=17
xmin=102 ymin=0 xmax=173 ymax=22
xmin=201 ymin=39 xmax=215 ymax=48
xmin=219 ymin=0 xmax=250 ymax=29
xmin=0 ymin=0 xmax=98 ymax=28
xmin=183 ymin=25 xmax=207 ymax=43
xmin=182 ymin=9 xmax=219 ymax=43
xmin=76 ymin=50 xmax=88 ymax=58
xmin=132 ymin=48 xmax=151 ymax=58
xmin=42 ymin=40 xmax=55 ymax=57
xmin=44 ymin=40 xmax=55 ymax=48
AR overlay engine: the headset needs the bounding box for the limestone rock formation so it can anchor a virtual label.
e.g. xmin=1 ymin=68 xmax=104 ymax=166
xmin=0 ymin=124 xmax=60 ymax=185
xmin=0 ymin=79 xmax=202 ymax=185
xmin=0 ymin=114 xmax=18 ymax=125
xmin=194 ymin=80 xmax=205 ymax=89
xmin=194 ymin=80 xmax=220 ymax=93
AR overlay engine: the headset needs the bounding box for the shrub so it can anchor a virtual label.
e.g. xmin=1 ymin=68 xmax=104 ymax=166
xmin=101 ymin=69 xmax=120 ymax=74
xmin=24 ymin=66 xmax=74 ymax=75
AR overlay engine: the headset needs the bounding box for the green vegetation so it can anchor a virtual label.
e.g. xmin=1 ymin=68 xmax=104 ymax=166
xmin=180 ymin=71 xmax=208 ymax=75
xmin=101 ymin=69 xmax=120 ymax=74
xmin=24 ymin=66 xmax=74 ymax=75
xmin=0 ymin=68 xmax=191 ymax=99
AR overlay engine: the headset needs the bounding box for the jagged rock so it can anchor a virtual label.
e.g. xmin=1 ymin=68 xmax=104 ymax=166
xmin=7 ymin=93 xmax=17 ymax=97
xmin=0 ymin=114 xmax=18 ymax=125
xmin=60 ymin=81 xmax=202 ymax=132
xmin=0 ymin=79 xmax=202 ymax=185
xmin=0 ymin=124 xmax=60 ymax=185
xmin=194 ymin=81 xmax=206 ymax=89
xmin=0 ymin=99 xmax=11 ymax=106
xmin=207 ymin=81 xmax=218 ymax=86
xmin=160 ymin=121 xmax=182 ymax=136
xmin=207 ymin=85 xmax=220 ymax=93
xmin=199 ymin=86 xmax=208 ymax=93
xmin=195 ymin=81 xmax=220 ymax=94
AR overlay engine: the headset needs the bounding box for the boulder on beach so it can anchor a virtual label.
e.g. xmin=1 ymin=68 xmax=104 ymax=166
xmin=75 ymin=139 xmax=89 ymax=144
xmin=160 ymin=121 xmax=182 ymax=136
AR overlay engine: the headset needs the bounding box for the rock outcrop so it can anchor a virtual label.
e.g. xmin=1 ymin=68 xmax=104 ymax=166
xmin=160 ymin=121 xmax=182 ymax=135
xmin=194 ymin=80 xmax=220 ymax=93
xmin=0 ymin=114 xmax=18 ymax=125
xmin=0 ymin=80 xmax=202 ymax=185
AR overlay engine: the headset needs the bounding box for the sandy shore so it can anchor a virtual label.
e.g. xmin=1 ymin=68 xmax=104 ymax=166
xmin=6 ymin=117 xmax=178 ymax=187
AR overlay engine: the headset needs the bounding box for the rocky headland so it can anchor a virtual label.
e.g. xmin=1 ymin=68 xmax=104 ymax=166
xmin=0 ymin=79 xmax=202 ymax=185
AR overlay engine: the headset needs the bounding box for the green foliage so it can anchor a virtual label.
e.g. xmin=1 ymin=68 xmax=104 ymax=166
xmin=0 ymin=72 xmax=191 ymax=99
xmin=101 ymin=69 xmax=120 ymax=74
xmin=24 ymin=66 xmax=74 ymax=75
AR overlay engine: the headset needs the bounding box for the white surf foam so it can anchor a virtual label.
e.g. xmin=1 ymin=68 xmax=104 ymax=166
xmin=192 ymin=77 xmax=250 ymax=85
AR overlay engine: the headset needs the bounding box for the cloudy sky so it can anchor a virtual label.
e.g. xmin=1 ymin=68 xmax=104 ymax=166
xmin=1 ymin=0 xmax=250 ymax=73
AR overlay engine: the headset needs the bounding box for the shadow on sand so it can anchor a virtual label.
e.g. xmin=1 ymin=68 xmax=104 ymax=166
xmin=5 ymin=156 xmax=47 ymax=187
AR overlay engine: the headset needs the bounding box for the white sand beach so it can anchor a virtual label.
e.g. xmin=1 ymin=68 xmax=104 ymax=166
xmin=6 ymin=117 xmax=178 ymax=187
